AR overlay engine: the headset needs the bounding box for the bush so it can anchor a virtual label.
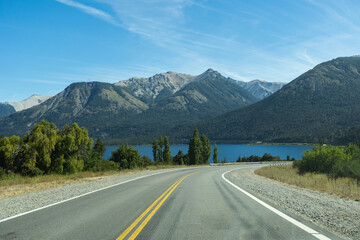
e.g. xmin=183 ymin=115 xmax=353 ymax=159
xmin=140 ymin=156 xmax=152 ymax=168
xmin=296 ymin=143 xmax=360 ymax=181
xmin=110 ymin=144 xmax=142 ymax=170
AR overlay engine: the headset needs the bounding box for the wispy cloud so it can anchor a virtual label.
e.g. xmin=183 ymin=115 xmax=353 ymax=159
xmin=55 ymin=0 xmax=120 ymax=26
xmin=21 ymin=79 xmax=68 ymax=85
xmin=52 ymin=0 xmax=360 ymax=83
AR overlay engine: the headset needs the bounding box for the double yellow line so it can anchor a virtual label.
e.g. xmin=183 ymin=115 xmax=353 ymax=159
xmin=116 ymin=172 xmax=196 ymax=240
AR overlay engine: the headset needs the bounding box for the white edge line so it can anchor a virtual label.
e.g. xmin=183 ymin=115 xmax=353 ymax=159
xmin=222 ymin=168 xmax=332 ymax=240
xmin=0 ymin=167 xmax=196 ymax=223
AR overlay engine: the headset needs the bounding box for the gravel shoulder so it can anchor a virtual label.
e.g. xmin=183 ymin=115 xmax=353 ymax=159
xmin=227 ymin=166 xmax=360 ymax=240
xmin=0 ymin=168 xmax=185 ymax=221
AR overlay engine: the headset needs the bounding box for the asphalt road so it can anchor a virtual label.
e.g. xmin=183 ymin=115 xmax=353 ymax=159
xmin=0 ymin=165 xmax=342 ymax=240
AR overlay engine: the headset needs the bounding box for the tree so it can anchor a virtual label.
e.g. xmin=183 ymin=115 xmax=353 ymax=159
xmin=26 ymin=120 xmax=58 ymax=173
xmin=173 ymin=150 xmax=185 ymax=165
xmin=110 ymin=144 xmax=141 ymax=170
xmin=140 ymin=156 xmax=152 ymax=168
xmin=152 ymin=138 xmax=158 ymax=162
xmin=163 ymin=136 xmax=172 ymax=165
xmin=0 ymin=136 xmax=22 ymax=172
xmin=157 ymin=137 xmax=164 ymax=163
xmin=200 ymin=134 xmax=211 ymax=164
xmin=188 ymin=129 xmax=202 ymax=165
xmin=93 ymin=138 xmax=106 ymax=157
xmin=213 ymin=143 xmax=219 ymax=163
xmin=54 ymin=123 xmax=93 ymax=173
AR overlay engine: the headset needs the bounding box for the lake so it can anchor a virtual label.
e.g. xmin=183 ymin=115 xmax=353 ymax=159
xmin=103 ymin=144 xmax=313 ymax=162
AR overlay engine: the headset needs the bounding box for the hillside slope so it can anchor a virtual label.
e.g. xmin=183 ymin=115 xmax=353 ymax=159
xmin=0 ymin=82 xmax=148 ymax=136
xmin=195 ymin=56 xmax=360 ymax=143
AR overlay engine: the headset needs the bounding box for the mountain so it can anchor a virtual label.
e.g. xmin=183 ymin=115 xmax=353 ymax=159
xmin=0 ymin=95 xmax=51 ymax=118
xmin=102 ymin=69 xmax=257 ymax=143
xmin=193 ymin=56 xmax=360 ymax=143
xmin=0 ymin=70 xmax=257 ymax=143
xmin=0 ymin=82 xmax=149 ymax=136
xmin=231 ymin=79 xmax=285 ymax=100
xmin=153 ymin=69 xmax=256 ymax=120
xmin=115 ymin=71 xmax=195 ymax=104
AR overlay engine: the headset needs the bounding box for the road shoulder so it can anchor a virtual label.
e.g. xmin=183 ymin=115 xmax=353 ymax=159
xmin=226 ymin=166 xmax=360 ymax=240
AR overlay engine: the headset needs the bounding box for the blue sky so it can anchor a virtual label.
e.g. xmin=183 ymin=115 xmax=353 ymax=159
xmin=1 ymin=0 xmax=360 ymax=102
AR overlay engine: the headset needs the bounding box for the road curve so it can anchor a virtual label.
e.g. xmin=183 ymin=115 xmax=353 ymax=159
xmin=0 ymin=165 xmax=341 ymax=240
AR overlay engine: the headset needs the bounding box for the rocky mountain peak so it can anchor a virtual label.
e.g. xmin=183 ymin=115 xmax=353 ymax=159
xmin=194 ymin=68 xmax=223 ymax=82
xmin=115 ymin=71 xmax=195 ymax=100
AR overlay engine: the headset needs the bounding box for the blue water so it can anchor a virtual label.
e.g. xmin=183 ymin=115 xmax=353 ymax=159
xmin=103 ymin=144 xmax=313 ymax=162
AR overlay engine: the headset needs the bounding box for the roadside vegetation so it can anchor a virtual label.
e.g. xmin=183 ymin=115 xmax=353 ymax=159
xmin=0 ymin=121 xmax=213 ymax=196
xmin=236 ymin=153 xmax=295 ymax=162
xmin=255 ymin=143 xmax=360 ymax=200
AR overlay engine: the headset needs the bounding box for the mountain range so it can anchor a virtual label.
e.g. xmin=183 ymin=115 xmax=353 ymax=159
xmin=0 ymin=69 xmax=280 ymax=143
xmin=0 ymin=95 xmax=51 ymax=118
xmin=1 ymin=56 xmax=358 ymax=145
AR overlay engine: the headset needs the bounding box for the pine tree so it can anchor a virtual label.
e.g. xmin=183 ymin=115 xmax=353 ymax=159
xmin=157 ymin=137 xmax=164 ymax=163
xmin=94 ymin=137 xmax=106 ymax=157
xmin=188 ymin=129 xmax=202 ymax=165
xmin=152 ymin=138 xmax=158 ymax=162
xmin=163 ymin=136 xmax=172 ymax=165
xmin=213 ymin=143 xmax=219 ymax=163
xmin=200 ymin=134 xmax=211 ymax=164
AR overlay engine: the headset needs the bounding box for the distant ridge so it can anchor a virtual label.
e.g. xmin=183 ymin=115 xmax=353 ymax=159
xmin=230 ymin=79 xmax=285 ymax=100
xmin=0 ymin=95 xmax=51 ymax=118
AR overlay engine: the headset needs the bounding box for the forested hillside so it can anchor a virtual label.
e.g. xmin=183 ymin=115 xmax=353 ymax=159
xmin=191 ymin=57 xmax=360 ymax=144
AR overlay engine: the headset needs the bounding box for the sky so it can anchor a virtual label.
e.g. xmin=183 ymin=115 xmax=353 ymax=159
xmin=1 ymin=0 xmax=360 ymax=102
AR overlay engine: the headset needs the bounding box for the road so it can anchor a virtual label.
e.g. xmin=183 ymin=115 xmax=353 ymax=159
xmin=0 ymin=165 xmax=342 ymax=240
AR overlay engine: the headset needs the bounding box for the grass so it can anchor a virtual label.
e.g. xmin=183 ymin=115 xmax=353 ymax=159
xmin=0 ymin=164 xmax=198 ymax=199
xmin=255 ymin=164 xmax=360 ymax=201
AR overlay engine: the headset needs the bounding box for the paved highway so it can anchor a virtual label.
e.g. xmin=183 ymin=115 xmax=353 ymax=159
xmin=0 ymin=165 xmax=341 ymax=240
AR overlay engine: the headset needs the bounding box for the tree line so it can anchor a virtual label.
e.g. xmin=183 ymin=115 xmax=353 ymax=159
xmin=0 ymin=120 xmax=111 ymax=176
xmin=236 ymin=153 xmax=295 ymax=162
xmin=0 ymin=122 xmax=217 ymax=178
xmin=149 ymin=128 xmax=215 ymax=165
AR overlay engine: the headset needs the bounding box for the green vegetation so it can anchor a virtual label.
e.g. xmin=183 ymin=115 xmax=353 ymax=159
xmin=255 ymin=165 xmax=360 ymax=201
xmin=236 ymin=153 xmax=288 ymax=162
xmin=93 ymin=137 xmax=106 ymax=157
xmin=256 ymin=142 xmax=360 ymax=200
xmin=151 ymin=136 xmax=172 ymax=165
xmin=294 ymin=143 xmax=360 ymax=181
xmin=188 ymin=129 xmax=211 ymax=165
xmin=151 ymin=130 xmax=211 ymax=166
xmin=0 ymin=120 xmax=116 ymax=177
xmin=173 ymin=151 xmax=187 ymax=165
xmin=109 ymin=144 xmax=152 ymax=170
xmin=213 ymin=143 xmax=219 ymax=163
xmin=0 ymin=120 xmax=213 ymax=188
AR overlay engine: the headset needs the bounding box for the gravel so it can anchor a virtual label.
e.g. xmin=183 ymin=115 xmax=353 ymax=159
xmin=227 ymin=166 xmax=360 ymax=240
xmin=0 ymin=168 xmax=180 ymax=221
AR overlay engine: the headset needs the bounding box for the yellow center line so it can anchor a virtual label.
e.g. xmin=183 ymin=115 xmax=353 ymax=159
xmin=116 ymin=172 xmax=196 ymax=240
xmin=128 ymin=172 xmax=195 ymax=240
